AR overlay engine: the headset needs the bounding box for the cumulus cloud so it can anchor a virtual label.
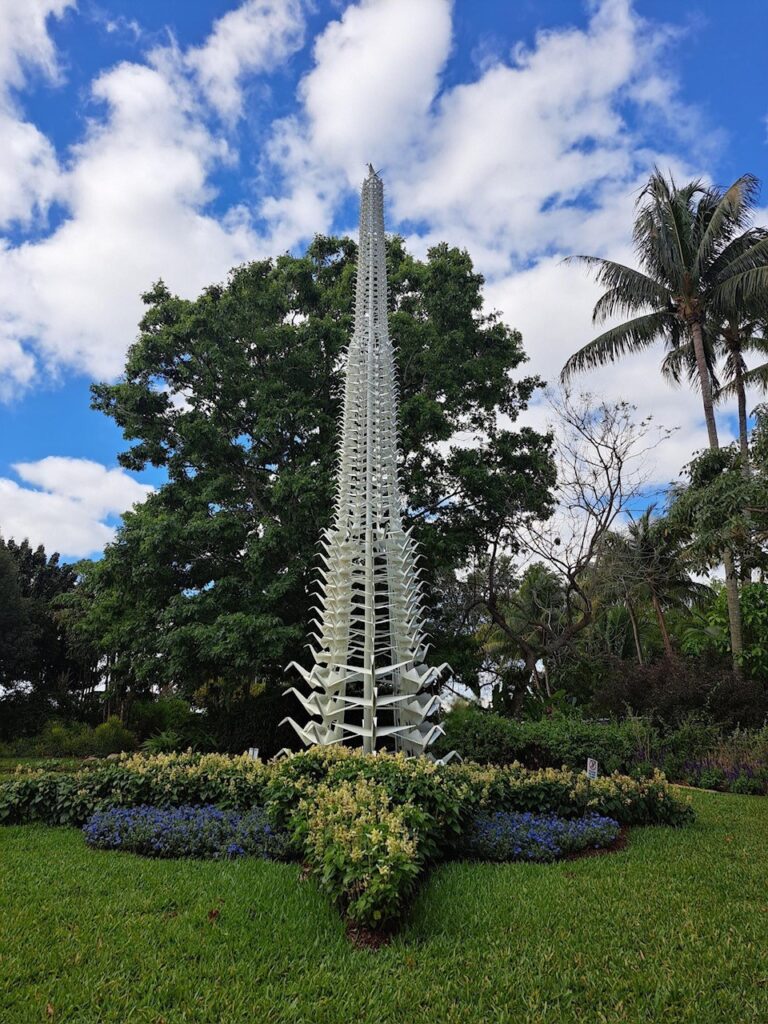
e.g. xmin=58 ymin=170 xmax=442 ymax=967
xmin=262 ymin=0 xmax=452 ymax=243
xmin=0 ymin=457 xmax=153 ymax=558
xmin=0 ymin=0 xmax=752 ymax=536
xmin=256 ymin=0 xmax=734 ymax=486
xmin=0 ymin=0 xmax=308 ymax=396
xmin=186 ymin=0 xmax=305 ymax=120
xmin=0 ymin=0 xmax=72 ymax=230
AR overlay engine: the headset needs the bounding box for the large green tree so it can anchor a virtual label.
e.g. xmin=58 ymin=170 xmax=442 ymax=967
xmin=0 ymin=538 xmax=98 ymax=738
xmin=561 ymin=171 xmax=768 ymax=667
xmin=74 ymin=236 xmax=553 ymax=725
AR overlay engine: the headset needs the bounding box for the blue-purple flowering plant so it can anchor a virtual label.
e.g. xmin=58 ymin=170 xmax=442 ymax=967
xmin=464 ymin=811 xmax=621 ymax=863
xmin=83 ymin=805 xmax=290 ymax=861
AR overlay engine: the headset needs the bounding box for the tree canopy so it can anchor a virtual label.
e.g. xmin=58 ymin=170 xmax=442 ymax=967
xmin=65 ymin=235 xmax=553 ymax=731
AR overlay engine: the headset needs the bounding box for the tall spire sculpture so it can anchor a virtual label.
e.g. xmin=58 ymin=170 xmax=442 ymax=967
xmin=284 ymin=166 xmax=447 ymax=756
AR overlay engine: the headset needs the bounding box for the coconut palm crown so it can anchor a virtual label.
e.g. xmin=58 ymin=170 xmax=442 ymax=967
xmin=561 ymin=171 xmax=768 ymax=449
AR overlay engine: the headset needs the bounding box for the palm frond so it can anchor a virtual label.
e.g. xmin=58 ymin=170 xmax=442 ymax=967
xmin=563 ymin=256 xmax=669 ymax=322
xmin=711 ymin=265 xmax=768 ymax=319
xmin=661 ymin=334 xmax=720 ymax=392
xmin=560 ymin=311 xmax=670 ymax=381
xmin=717 ymin=360 xmax=768 ymax=400
xmin=693 ymin=174 xmax=761 ymax=278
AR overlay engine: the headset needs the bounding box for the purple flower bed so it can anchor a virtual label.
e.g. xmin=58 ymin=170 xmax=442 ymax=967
xmin=465 ymin=811 xmax=621 ymax=862
xmin=83 ymin=805 xmax=290 ymax=860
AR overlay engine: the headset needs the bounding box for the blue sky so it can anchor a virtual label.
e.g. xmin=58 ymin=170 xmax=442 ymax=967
xmin=0 ymin=0 xmax=766 ymax=558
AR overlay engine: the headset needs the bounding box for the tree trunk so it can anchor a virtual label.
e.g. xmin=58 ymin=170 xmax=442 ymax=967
xmin=626 ymin=599 xmax=644 ymax=665
xmin=691 ymin=320 xmax=743 ymax=672
xmin=723 ymin=550 xmax=744 ymax=673
xmin=690 ymin=320 xmax=719 ymax=448
xmin=651 ymin=593 xmax=674 ymax=659
xmin=735 ymin=364 xmax=750 ymax=469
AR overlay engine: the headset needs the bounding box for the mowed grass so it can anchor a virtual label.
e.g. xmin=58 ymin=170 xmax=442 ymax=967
xmin=1 ymin=790 xmax=767 ymax=1024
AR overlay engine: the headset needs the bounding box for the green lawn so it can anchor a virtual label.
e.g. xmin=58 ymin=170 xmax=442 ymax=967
xmin=1 ymin=790 xmax=767 ymax=1024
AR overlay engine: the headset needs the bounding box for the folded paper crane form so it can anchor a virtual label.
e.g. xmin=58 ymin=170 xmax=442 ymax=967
xmin=283 ymin=167 xmax=448 ymax=755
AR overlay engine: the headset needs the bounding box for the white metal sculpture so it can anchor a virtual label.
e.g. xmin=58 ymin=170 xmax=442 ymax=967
xmin=283 ymin=166 xmax=447 ymax=755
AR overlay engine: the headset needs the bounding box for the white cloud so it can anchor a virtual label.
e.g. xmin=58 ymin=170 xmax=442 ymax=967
xmin=0 ymin=456 xmax=153 ymax=557
xmin=0 ymin=0 xmax=73 ymax=89
xmin=0 ymin=1 xmax=310 ymax=395
xmin=0 ymin=0 xmax=72 ymax=228
xmin=186 ymin=0 xmax=305 ymax=120
xmin=0 ymin=0 xmax=754 ymax=539
xmin=262 ymin=0 xmax=452 ymax=242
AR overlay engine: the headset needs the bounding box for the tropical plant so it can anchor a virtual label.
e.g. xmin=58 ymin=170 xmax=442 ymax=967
xmin=601 ymin=507 xmax=706 ymax=659
xmin=562 ymin=170 xmax=768 ymax=667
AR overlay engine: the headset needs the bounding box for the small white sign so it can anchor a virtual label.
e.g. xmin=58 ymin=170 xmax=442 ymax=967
xmin=586 ymin=757 xmax=599 ymax=780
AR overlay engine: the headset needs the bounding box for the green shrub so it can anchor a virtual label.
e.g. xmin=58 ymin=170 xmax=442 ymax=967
xmin=0 ymin=752 xmax=267 ymax=827
xmin=141 ymin=729 xmax=184 ymax=755
xmin=5 ymin=718 xmax=138 ymax=758
xmin=730 ymin=773 xmax=766 ymax=796
xmin=300 ymin=778 xmax=428 ymax=928
xmin=435 ymin=705 xmax=640 ymax=773
xmin=92 ymin=716 xmax=137 ymax=756
xmin=264 ymin=747 xmax=468 ymax=859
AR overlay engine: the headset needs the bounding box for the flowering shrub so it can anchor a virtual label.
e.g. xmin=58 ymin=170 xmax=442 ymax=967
xmin=448 ymin=763 xmax=693 ymax=827
xmin=677 ymin=728 xmax=768 ymax=795
xmin=83 ymin=804 xmax=289 ymax=860
xmin=1 ymin=748 xmax=693 ymax=934
xmin=265 ymin=746 xmax=469 ymax=859
xmin=299 ymin=778 xmax=428 ymax=928
xmin=464 ymin=811 xmax=620 ymax=862
xmin=0 ymin=751 xmax=267 ymax=826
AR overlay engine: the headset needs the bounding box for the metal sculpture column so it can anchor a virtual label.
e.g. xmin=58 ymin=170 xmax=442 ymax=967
xmin=283 ymin=166 xmax=447 ymax=756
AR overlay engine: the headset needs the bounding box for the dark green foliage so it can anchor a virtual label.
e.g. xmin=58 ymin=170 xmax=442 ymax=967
xmin=0 ymin=717 xmax=137 ymax=758
xmin=435 ymin=704 xmax=640 ymax=773
xmin=437 ymin=705 xmax=768 ymax=796
xmin=0 ymin=539 xmax=99 ymax=738
xmin=592 ymin=655 xmax=768 ymax=728
xmin=64 ymin=236 xmax=552 ymax=730
xmin=0 ymin=752 xmax=267 ymax=827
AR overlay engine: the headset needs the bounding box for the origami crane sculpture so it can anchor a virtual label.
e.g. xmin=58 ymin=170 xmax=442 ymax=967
xmin=283 ymin=166 xmax=448 ymax=755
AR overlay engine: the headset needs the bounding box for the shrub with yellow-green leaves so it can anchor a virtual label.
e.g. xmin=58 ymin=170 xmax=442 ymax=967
xmin=299 ymin=777 xmax=429 ymax=928
xmin=0 ymin=751 xmax=268 ymax=826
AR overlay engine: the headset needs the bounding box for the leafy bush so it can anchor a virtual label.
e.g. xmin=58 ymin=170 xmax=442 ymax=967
xmin=437 ymin=705 xmax=768 ymax=797
xmin=670 ymin=725 xmax=768 ymax=795
xmin=464 ymin=811 xmax=620 ymax=862
xmin=83 ymin=804 xmax=289 ymax=860
xmin=265 ymin=746 xmax=468 ymax=859
xmin=92 ymin=717 xmax=137 ymax=756
xmin=592 ymin=656 xmax=768 ymax=729
xmin=0 ymin=751 xmax=268 ymax=826
xmin=453 ymin=762 xmax=693 ymax=827
xmin=0 ymin=717 xmax=137 ymax=758
xmin=141 ymin=729 xmax=184 ymax=754
xmin=300 ymin=778 xmax=427 ymax=928
xmin=435 ymin=704 xmax=640 ymax=773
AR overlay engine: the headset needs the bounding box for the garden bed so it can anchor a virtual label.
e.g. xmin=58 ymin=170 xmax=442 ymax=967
xmin=0 ymin=747 xmax=692 ymax=939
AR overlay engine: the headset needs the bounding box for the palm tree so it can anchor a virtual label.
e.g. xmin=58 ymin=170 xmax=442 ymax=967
xmin=662 ymin=316 xmax=768 ymax=467
xmin=561 ymin=170 xmax=768 ymax=669
xmin=604 ymin=507 xmax=707 ymax=660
